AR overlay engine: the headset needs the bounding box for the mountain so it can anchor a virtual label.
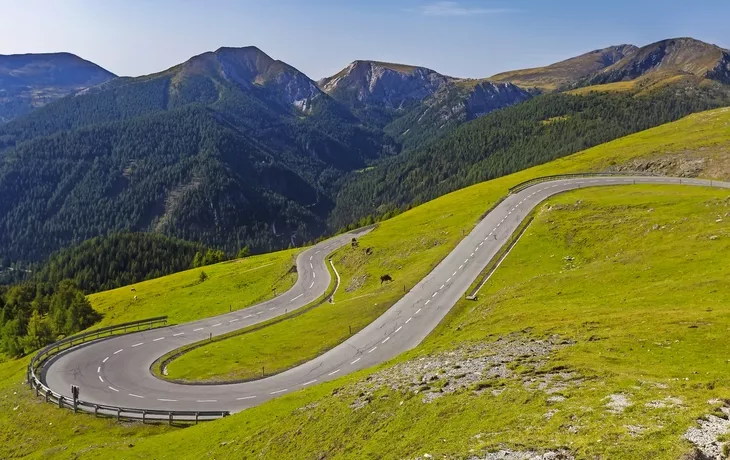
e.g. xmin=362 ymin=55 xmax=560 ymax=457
xmin=0 ymin=52 xmax=115 ymax=122
xmin=490 ymin=45 xmax=638 ymax=91
xmin=385 ymin=79 xmax=533 ymax=149
xmin=586 ymin=37 xmax=730 ymax=86
xmin=320 ymin=60 xmax=533 ymax=147
xmin=0 ymin=46 xmax=391 ymax=263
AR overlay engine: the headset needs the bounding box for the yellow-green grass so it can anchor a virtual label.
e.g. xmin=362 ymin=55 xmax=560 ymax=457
xmin=3 ymin=107 xmax=730 ymax=458
xmin=88 ymin=249 xmax=298 ymax=327
xmin=82 ymin=185 xmax=730 ymax=459
xmin=161 ymin=106 xmax=730 ymax=383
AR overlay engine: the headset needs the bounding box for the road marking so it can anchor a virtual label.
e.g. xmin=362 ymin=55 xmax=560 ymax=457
xmin=432 ymin=292 xmax=437 ymax=298
xmin=197 ymin=399 xmax=217 ymax=403
xmin=368 ymin=346 xmax=377 ymax=353
xmin=382 ymin=337 xmax=390 ymax=344
xmin=493 ymin=228 xmax=497 ymax=232
xmin=406 ymin=317 xmax=412 ymax=324
xmin=302 ymin=379 xmax=318 ymax=386
xmin=97 ymin=366 xmax=101 ymax=373
xmin=98 ymin=375 xmax=104 ymax=383
xmin=309 ymin=281 xmax=315 ymax=289
xmin=328 ymin=369 xmax=341 ymax=376
xmin=229 ymin=319 xmax=238 ymax=323
xmin=395 ymin=326 xmax=402 ymax=333
xmin=313 ymin=272 xmax=316 ymax=278
xmin=464 ymin=259 xmax=469 ymax=264
xmin=113 ymin=349 xmax=123 ymax=355
xmin=236 ymin=396 xmax=257 ymax=400
xmin=310 ymin=263 xmax=313 ymax=269
xmin=310 ymin=255 xmax=313 ymax=261
xmin=446 ymin=278 xmax=451 ymax=283
xmin=440 ymin=284 xmax=445 ymax=290
xmin=212 ymin=323 xmax=222 ymax=327
xmin=269 ymin=307 xmax=276 ymax=311
xmin=129 ymin=393 xmax=144 ymax=399
xmin=257 ymin=311 xmax=263 ymax=315
xmin=351 ymin=357 xmax=361 ymax=365
xmin=158 ymin=398 xmax=177 ymax=402
xmin=244 ymin=315 xmax=253 ymax=319
xmin=315 ymin=250 xmax=320 ymax=254
xmin=270 ymin=389 xmax=288 ymax=395
xmin=452 ymin=271 xmax=457 ymax=276
xmin=173 ymin=332 xmax=185 ymax=336
xmin=153 ymin=337 xmax=165 ymax=342
xmin=291 ymin=293 xmax=304 ymax=302
xmin=416 ymin=308 xmax=422 ymax=314
xmin=132 ymin=343 xmax=143 ymax=347
xmin=425 ymin=299 xmax=431 ymax=305
xmin=103 ymin=357 xmax=109 ymax=363
xmin=193 ymin=327 xmax=204 ymax=332
xmin=108 ymin=386 xmax=119 ymax=392
xmin=459 ymin=264 xmax=464 ymax=270
xmin=479 ymin=242 xmax=484 ymax=246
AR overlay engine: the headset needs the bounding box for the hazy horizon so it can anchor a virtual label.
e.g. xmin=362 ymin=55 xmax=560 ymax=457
xmin=1 ymin=0 xmax=728 ymax=80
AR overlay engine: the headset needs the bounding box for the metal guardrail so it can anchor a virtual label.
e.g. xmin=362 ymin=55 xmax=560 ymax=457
xmin=27 ymin=316 xmax=231 ymax=424
xmin=508 ymin=171 xmax=656 ymax=195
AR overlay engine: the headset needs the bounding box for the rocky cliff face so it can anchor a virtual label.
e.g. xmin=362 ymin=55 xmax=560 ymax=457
xmin=318 ymin=60 xmax=452 ymax=109
xmin=589 ymin=38 xmax=730 ymax=85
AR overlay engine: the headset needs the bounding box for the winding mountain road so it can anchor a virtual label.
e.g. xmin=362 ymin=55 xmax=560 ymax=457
xmin=41 ymin=176 xmax=730 ymax=414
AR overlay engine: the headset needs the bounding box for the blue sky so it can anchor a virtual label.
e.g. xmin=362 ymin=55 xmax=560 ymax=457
xmin=1 ymin=0 xmax=728 ymax=79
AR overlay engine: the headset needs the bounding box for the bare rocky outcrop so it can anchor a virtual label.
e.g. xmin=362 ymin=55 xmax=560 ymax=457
xmin=683 ymin=403 xmax=730 ymax=459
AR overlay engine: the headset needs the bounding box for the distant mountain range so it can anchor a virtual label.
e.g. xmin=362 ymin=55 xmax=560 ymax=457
xmin=0 ymin=53 xmax=115 ymax=122
xmin=1 ymin=37 xmax=729 ymax=264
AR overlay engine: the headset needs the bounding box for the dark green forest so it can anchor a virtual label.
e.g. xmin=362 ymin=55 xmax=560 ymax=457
xmin=330 ymin=83 xmax=730 ymax=226
xmin=0 ymin=280 xmax=98 ymax=357
xmin=35 ymin=233 xmax=206 ymax=294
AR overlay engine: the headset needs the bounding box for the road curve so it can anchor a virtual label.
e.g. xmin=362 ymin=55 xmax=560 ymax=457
xmin=41 ymin=176 xmax=730 ymax=414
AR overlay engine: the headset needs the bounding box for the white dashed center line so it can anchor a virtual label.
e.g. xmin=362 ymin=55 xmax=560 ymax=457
xmin=406 ymin=317 xmax=412 ymax=324
xmin=193 ymin=328 xmax=204 ymax=332
xmin=452 ymin=271 xmax=457 ymax=276
xmin=382 ymin=337 xmax=390 ymax=344
xmin=158 ymin=398 xmax=177 ymax=402
xmin=309 ymin=281 xmax=315 ymax=289
xmin=97 ymin=366 xmax=101 ymax=373
xmin=129 ymin=393 xmax=144 ymax=399
xmin=425 ymin=299 xmax=430 ymax=305
xmin=236 ymin=396 xmax=257 ymax=400
xmin=416 ymin=308 xmax=422 ymax=315
xmin=459 ymin=264 xmax=464 ymax=270
xmin=212 ymin=323 xmax=222 ymax=327
xmin=108 ymin=386 xmax=119 ymax=392
xmin=153 ymin=337 xmax=164 ymax=342
xmin=132 ymin=342 xmax=143 ymax=347
xmin=173 ymin=332 xmax=185 ymax=337
xmin=98 ymin=375 xmax=104 ymax=383
xmin=351 ymin=357 xmax=361 ymax=365
xmin=270 ymin=389 xmax=288 ymax=395
xmin=243 ymin=315 xmax=253 ymax=319
xmin=197 ymin=399 xmax=217 ymax=403
xmin=269 ymin=307 xmax=276 ymax=311
xmin=395 ymin=326 xmax=402 ymax=333
xmin=440 ymin=284 xmax=445 ymax=290
xmin=431 ymin=292 xmax=437 ymax=298
xmin=313 ymin=272 xmax=316 ymax=278
xmin=113 ymin=349 xmax=123 ymax=355
xmin=328 ymin=369 xmax=341 ymax=376
xmin=302 ymin=379 xmax=317 ymax=386
xmin=310 ymin=263 xmax=313 ymax=269
xmin=446 ymin=278 xmax=452 ymax=283
xmin=229 ymin=319 xmax=238 ymax=323
xmin=291 ymin=293 xmax=304 ymax=302
xmin=368 ymin=346 xmax=377 ymax=353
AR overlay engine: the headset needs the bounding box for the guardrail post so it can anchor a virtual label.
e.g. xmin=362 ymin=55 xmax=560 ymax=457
xmin=73 ymin=399 xmax=77 ymax=414
xmin=45 ymin=389 xmax=50 ymax=403
xmin=117 ymin=407 xmax=121 ymax=421
xmin=95 ymin=405 xmax=99 ymax=417
xmin=35 ymin=384 xmax=40 ymax=397
xmin=142 ymin=410 xmax=146 ymax=424
xmin=58 ymin=396 xmax=64 ymax=409
xmin=195 ymin=412 xmax=199 ymax=424
xmin=169 ymin=412 xmax=173 ymax=425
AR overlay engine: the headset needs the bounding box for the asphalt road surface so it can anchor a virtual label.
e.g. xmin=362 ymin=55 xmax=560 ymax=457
xmin=42 ymin=176 xmax=730 ymax=413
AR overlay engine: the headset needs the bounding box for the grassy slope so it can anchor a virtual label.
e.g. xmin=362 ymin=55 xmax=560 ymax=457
xmin=87 ymin=185 xmax=730 ymax=459
xmin=1 ymin=107 xmax=729 ymax=458
xmin=162 ymin=106 xmax=730 ymax=382
xmin=89 ymin=249 xmax=298 ymax=327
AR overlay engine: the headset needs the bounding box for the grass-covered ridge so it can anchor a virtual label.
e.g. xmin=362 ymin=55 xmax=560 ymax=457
xmin=89 ymin=248 xmax=298 ymax=327
xmin=160 ymin=106 xmax=730 ymax=383
xmin=83 ymin=185 xmax=730 ymax=459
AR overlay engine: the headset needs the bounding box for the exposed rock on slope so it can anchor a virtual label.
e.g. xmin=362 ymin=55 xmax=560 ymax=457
xmin=0 ymin=52 xmax=115 ymax=122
